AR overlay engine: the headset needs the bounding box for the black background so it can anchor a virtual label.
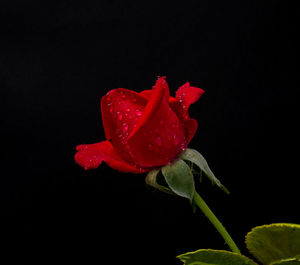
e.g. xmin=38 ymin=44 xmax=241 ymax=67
xmin=0 ymin=1 xmax=297 ymax=264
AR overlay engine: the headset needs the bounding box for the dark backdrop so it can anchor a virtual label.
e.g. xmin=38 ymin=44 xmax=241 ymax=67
xmin=0 ymin=1 xmax=297 ymax=264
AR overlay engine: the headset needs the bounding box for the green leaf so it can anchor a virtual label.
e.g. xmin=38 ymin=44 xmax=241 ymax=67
xmin=177 ymin=249 xmax=258 ymax=265
xmin=161 ymin=159 xmax=195 ymax=201
xmin=180 ymin=149 xmax=229 ymax=194
xmin=271 ymin=255 xmax=300 ymax=265
xmin=246 ymin=223 xmax=300 ymax=265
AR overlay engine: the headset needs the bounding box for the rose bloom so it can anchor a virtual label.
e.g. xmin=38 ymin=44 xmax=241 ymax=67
xmin=75 ymin=76 xmax=204 ymax=173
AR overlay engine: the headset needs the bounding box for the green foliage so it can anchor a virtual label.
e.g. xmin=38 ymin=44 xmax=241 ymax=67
xmin=177 ymin=249 xmax=258 ymax=265
xmin=246 ymin=224 xmax=300 ymax=265
xmin=145 ymin=151 xmax=300 ymax=265
xmin=178 ymin=223 xmax=300 ymax=265
xmin=270 ymin=256 xmax=300 ymax=265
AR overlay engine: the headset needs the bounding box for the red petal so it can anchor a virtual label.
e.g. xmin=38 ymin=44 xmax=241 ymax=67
xmin=183 ymin=118 xmax=198 ymax=144
xmin=75 ymin=141 xmax=148 ymax=173
xmin=127 ymin=77 xmax=186 ymax=167
xmin=101 ymin=88 xmax=148 ymax=163
xmin=141 ymin=90 xmax=178 ymax=104
xmin=129 ymin=76 xmax=169 ymax=138
xmin=176 ymin=82 xmax=205 ymax=117
xmin=170 ymin=82 xmax=204 ymax=144
xmin=139 ymin=90 xmax=152 ymax=99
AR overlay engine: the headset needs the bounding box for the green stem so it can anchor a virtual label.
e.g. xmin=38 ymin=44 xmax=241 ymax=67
xmin=193 ymin=191 xmax=241 ymax=254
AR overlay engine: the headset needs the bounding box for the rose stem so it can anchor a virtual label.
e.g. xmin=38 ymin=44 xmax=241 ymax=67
xmin=193 ymin=191 xmax=241 ymax=254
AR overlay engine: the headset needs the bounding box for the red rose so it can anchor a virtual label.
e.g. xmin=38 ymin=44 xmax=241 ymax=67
xmin=75 ymin=76 xmax=204 ymax=173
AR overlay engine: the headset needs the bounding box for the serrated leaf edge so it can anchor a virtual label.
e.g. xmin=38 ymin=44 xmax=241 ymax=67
xmin=177 ymin=248 xmax=258 ymax=265
xmin=270 ymin=256 xmax=300 ymax=265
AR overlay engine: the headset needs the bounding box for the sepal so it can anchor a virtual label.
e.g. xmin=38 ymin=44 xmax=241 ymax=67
xmin=145 ymin=168 xmax=173 ymax=195
xmin=180 ymin=148 xmax=229 ymax=194
xmin=161 ymin=159 xmax=195 ymax=202
xmin=145 ymin=149 xmax=228 ymax=201
xmin=145 ymin=159 xmax=195 ymax=202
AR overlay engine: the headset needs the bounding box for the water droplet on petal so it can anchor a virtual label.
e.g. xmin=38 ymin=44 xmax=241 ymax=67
xmin=173 ymin=123 xmax=179 ymax=129
xmin=135 ymin=109 xmax=142 ymax=117
xmin=123 ymin=123 xmax=128 ymax=131
xmin=106 ymin=96 xmax=111 ymax=101
xmin=121 ymin=95 xmax=126 ymax=99
xmin=109 ymin=107 xmax=113 ymax=113
xmin=117 ymin=112 xmax=123 ymax=120
xmin=180 ymin=144 xmax=186 ymax=151
xmin=173 ymin=134 xmax=179 ymax=145
xmin=126 ymin=108 xmax=130 ymax=112
xmin=155 ymin=136 xmax=162 ymax=146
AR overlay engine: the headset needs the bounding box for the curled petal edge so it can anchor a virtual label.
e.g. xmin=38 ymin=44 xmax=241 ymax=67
xmin=75 ymin=141 xmax=148 ymax=174
xmin=176 ymin=82 xmax=205 ymax=111
xmin=128 ymin=76 xmax=169 ymax=139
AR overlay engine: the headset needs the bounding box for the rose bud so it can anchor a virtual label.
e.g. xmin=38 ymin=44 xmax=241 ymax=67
xmin=75 ymin=76 xmax=204 ymax=173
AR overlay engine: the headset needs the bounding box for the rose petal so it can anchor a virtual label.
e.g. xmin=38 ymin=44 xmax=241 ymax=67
xmin=176 ymin=82 xmax=205 ymax=116
xmin=127 ymin=77 xmax=187 ymax=167
xmin=139 ymin=90 xmax=152 ymax=99
xmin=183 ymin=118 xmax=198 ymax=144
xmin=170 ymin=82 xmax=204 ymax=144
xmin=101 ymin=88 xmax=148 ymax=162
xmin=141 ymin=90 xmax=178 ymax=104
xmin=129 ymin=76 xmax=169 ymax=139
xmin=75 ymin=141 xmax=148 ymax=173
